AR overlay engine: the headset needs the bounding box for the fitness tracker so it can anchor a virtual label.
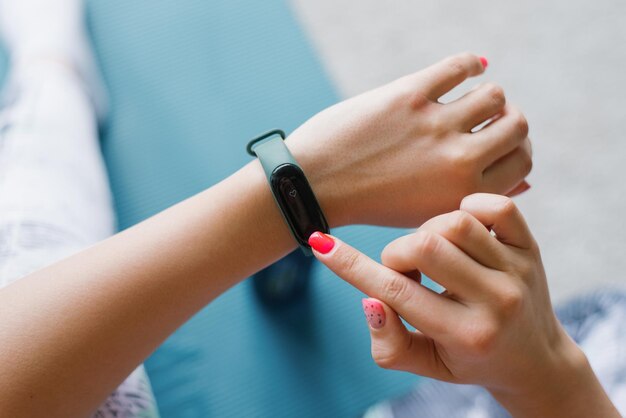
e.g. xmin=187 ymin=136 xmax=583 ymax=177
xmin=247 ymin=129 xmax=330 ymax=255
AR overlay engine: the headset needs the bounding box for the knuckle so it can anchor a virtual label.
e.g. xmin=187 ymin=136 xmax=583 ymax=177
xmin=515 ymin=260 xmax=535 ymax=280
xmin=447 ymin=146 xmax=476 ymax=170
xmin=337 ymin=250 xmax=362 ymax=278
xmin=407 ymin=91 xmax=431 ymax=111
xmin=446 ymin=210 xmax=475 ymax=240
xmin=372 ymin=347 xmax=402 ymax=370
xmin=519 ymin=151 xmax=533 ymax=177
xmin=427 ymin=113 xmax=449 ymax=135
xmin=381 ymin=274 xmax=411 ymax=304
xmin=413 ymin=231 xmax=441 ymax=260
xmin=372 ymin=353 xmax=395 ymax=370
xmin=494 ymin=283 xmax=525 ymax=315
xmin=381 ymin=239 xmax=405 ymax=269
xmin=527 ymin=238 xmax=541 ymax=257
xmin=445 ymin=56 xmax=468 ymax=79
xmin=462 ymin=320 xmax=499 ymax=356
xmin=496 ymin=196 xmax=518 ymax=219
xmin=372 ymin=334 xmax=413 ymax=370
xmin=380 ymin=243 xmax=393 ymax=266
xmin=513 ymin=110 xmax=530 ymax=138
xmin=483 ymin=83 xmax=506 ymax=108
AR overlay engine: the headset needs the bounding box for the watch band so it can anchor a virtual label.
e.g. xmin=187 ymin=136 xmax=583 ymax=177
xmin=247 ymin=129 xmax=330 ymax=255
xmin=247 ymin=130 xmax=297 ymax=179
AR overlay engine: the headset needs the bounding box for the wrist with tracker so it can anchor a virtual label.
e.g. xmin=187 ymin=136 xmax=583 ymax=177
xmin=247 ymin=129 xmax=330 ymax=256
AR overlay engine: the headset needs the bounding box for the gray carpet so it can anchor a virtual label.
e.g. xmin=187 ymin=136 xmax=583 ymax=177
xmin=292 ymin=0 xmax=626 ymax=301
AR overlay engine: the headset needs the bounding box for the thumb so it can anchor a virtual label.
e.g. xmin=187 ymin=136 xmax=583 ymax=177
xmin=362 ymin=298 xmax=452 ymax=381
xmin=362 ymin=297 xmax=412 ymax=370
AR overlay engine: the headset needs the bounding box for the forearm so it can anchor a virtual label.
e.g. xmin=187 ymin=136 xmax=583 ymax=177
xmin=0 ymin=160 xmax=304 ymax=416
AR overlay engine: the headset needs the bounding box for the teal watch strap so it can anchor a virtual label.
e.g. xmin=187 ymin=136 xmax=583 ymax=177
xmin=247 ymin=130 xmax=330 ymax=255
xmin=247 ymin=130 xmax=296 ymax=179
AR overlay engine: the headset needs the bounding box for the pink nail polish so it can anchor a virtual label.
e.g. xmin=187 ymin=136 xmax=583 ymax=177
xmin=308 ymin=231 xmax=335 ymax=254
xmin=362 ymin=298 xmax=386 ymax=329
xmin=479 ymin=56 xmax=489 ymax=69
xmin=520 ymin=182 xmax=531 ymax=192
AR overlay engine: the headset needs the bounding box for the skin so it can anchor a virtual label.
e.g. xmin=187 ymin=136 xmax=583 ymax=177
xmin=0 ymin=53 xmax=533 ymax=416
xmin=289 ymin=55 xmax=532 ymax=227
xmin=312 ymin=193 xmax=620 ymax=418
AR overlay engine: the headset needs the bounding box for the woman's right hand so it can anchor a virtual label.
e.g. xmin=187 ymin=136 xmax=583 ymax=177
xmin=309 ymin=194 xmax=621 ymax=418
xmin=286 ymin=53 xmax=532 ymax=228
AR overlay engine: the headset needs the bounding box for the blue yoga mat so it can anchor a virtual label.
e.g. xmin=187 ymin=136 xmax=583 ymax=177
xmin=2 ymin=1 xmax=423 ymax=416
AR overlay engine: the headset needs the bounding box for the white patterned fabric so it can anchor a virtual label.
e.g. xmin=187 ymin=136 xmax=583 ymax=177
xmin=0 ymin=62 xmax=159 ymax=418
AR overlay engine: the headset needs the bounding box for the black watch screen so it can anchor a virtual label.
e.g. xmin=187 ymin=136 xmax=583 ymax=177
xmin=270 ymin=164 xmax=330 ymax=248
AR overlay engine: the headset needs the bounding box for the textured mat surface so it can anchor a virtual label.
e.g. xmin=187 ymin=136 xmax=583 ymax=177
xmin=2 ymin=1 xmax=420 ymax=416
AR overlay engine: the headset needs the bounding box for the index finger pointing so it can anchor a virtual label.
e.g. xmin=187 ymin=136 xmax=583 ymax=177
xmin=308 ymin=232 xmax=462 ymax=338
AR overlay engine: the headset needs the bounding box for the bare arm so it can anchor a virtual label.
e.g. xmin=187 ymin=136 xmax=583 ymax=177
xmin=0 ymin=161 xmax=300 ymax=416
xmin=0 ymin=53 xmax=533 ymax=416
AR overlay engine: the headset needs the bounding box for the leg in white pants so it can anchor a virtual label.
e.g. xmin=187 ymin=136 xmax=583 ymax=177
xmin=0 ymin=62 xmax=159 ymax=417
xmin=0 ymin=62 xmax=113 ymax=283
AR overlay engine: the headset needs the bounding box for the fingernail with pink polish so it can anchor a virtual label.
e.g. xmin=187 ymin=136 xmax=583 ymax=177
xmin=480 ymin=56 xmax=489 ymax=69
xmin=308 ymin=231 xmax=335 ymax=254
xmin=362 ymin=298 xmax=386 ymax=329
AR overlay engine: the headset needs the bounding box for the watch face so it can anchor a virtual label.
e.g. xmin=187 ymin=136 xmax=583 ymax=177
xmin=270 ymin=164 xmax=329 ymax=247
